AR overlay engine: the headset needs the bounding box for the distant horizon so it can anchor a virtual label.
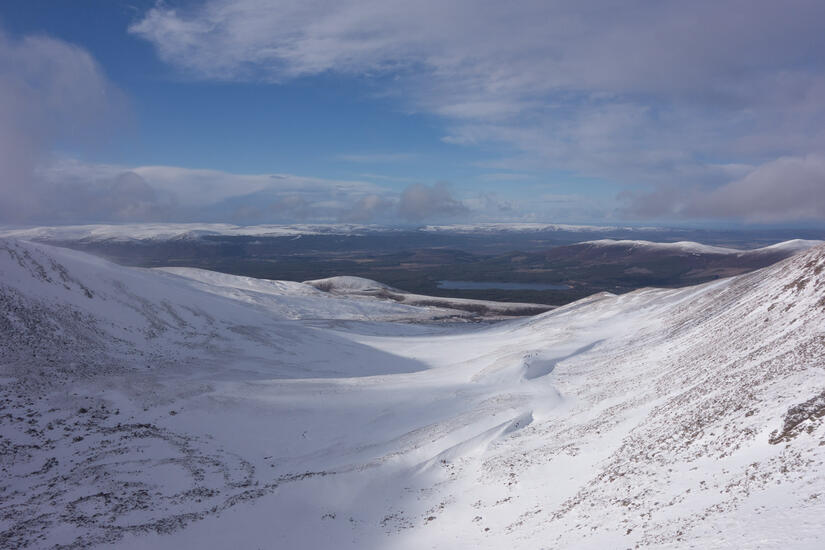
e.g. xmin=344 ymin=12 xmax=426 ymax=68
xmin=2 ymin=220 xmax=825 ymax=232
xmin=3 ymin=220 xmax=825 ymax=250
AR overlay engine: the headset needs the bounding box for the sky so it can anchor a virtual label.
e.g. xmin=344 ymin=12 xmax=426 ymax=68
xmin=0 ymin=0 xmax=824 ymax=227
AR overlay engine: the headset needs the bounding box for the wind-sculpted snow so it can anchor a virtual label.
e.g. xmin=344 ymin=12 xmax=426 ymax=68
xmin=1 ymin=239 xmax=824 ymax=548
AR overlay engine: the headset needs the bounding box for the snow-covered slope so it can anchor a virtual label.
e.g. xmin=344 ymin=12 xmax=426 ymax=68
xmin=0 ymin=239 xmax=473 ymax=381
xmin=153 ymin=268 xmax=503 ymax=321
xmin=1 ymin=239 xmax=824 ymax=549
xmin=753 ymin=238 xmax=825 ymax=253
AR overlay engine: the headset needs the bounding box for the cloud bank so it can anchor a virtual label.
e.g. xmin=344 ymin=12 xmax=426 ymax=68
xmin=694 ymin=156 xmax=825 ymax=222
xmin=339 ymin=194 xmax=394 ymax=223
xmin=0 ymin=30 xmax=125 ymax=223
xmin=624 ymin=155 xmax=825 ymax=223
xmin=23 ymin=159 xmax=478 ymax=225
xmin=398 ymin=182 xmax=468 ymax=221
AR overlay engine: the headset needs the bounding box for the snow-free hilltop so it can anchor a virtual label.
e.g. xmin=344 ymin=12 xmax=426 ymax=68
xmin=1 ymin=238 xmax=825 ymax=548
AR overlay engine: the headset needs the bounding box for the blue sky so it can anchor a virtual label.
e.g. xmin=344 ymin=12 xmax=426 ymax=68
xmin=1 ymin=1 xmax=824 ymax=226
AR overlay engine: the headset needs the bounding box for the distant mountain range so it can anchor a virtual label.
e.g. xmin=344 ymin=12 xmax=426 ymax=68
xmin=0 ymin=221 xmax=677 ymax=242
xmin=2 ymin=224 xmax=821 ymax=308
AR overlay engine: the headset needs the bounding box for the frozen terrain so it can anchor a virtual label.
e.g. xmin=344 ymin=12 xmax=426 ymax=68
xmin=1 ymin=238 xmax=824 ymax=549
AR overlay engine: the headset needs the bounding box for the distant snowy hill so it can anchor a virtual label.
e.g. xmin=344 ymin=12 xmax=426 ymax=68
xmin=421 ymin=222 xmax=652 ymax=233
xmin=0 ymin=222 xmax=662 ymax=242
xmin=1 ymin=238 xmax=824 ymax=548
xmin=581 ymin=237 xmax=823 ymax=255
xmin=154 ymin=267 xmax=535 ymax=321
xmin=0 ymin=223 xmax=389 ymax=242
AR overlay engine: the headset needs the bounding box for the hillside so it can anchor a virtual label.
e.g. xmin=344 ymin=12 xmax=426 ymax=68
xmin=2 ymin=224 xmax=821 ymax=307
xmin=1 ymin=239 xmax=824 ymax=548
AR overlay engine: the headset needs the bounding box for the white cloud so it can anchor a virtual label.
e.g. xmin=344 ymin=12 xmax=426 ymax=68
xmin=686 ymin=155 xmax=825 ymax=222
xmin=398 ymin=182 xmax=468 ymax=221
xmin=622 ymin=155 xmax=825 ymax=223
xmin=130 ymin=1 xmax=825 ymax=130
xmin=339 ymin=194 xmax=395 ymax=222
xmin=25 ymin=158 xmax=391 ymax=224
xmin=130 ymin=1 xmax=825 ymax=222
xmin=0 ymin=31 xmax=124 ymax=223
xmin=22 ymin=157 xmax=619 ymax=224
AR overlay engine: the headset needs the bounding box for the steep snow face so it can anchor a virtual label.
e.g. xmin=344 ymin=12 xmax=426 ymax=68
xmin=1 ymin=239 xmax=824 ymax=549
